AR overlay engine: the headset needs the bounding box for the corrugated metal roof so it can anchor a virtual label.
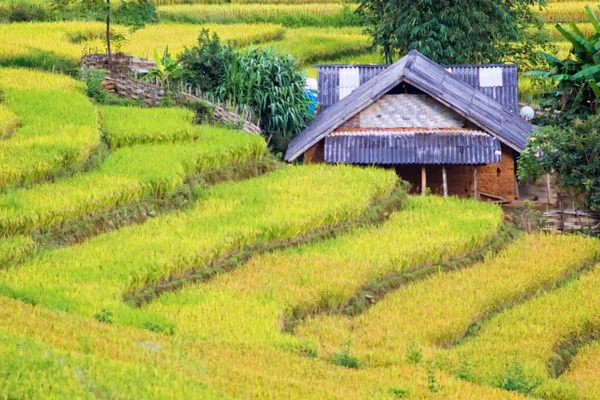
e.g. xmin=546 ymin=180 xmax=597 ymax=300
xmin=285 ymin=50 xmax=534 ymax=162
xmin=317 ymin=63 xmax=519 ymax=114
xmin=325 ymin=131 xmax=501 ymax=165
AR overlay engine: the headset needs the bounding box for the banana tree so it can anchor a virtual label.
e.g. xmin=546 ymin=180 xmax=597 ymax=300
xmin=526 ymin=5 xmax=600 ymax=121
xmin=145 ymin=47 xmax=183 ymax=89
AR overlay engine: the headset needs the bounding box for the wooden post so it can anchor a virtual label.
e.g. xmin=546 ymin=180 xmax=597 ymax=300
xmin=421 ymin=166 xmax=427 ymax=196
xmin=473 ymin=166 xmax=479 ymax=200
xmin=442 ymin=165 xmax=448 ymax=198
xmin=546 ymin=173 xmax=552 ymax=205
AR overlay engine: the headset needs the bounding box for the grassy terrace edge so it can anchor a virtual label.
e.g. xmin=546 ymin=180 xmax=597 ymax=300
xmin=123 ymin=179 xmax=410 ymax=307
xmin=32 ymin=156 xmax=280 ymax=250
xmin=284 ymin=222 xmax=520 ymax=334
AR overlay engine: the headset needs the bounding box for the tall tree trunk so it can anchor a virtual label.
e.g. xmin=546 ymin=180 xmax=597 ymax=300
xmin=106 ymin=0 xmax=112 ymax=69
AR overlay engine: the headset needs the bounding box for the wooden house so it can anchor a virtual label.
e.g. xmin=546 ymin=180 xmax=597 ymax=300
xmin=285 ymin=50 xmax=536 ymax=202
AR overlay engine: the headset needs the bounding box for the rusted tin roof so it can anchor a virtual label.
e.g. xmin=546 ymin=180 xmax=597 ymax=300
xmin=316 ymin=63 xmax=519 ymax=114
xmin=325 ymin=130 xmax=501 ymax=165
xmin=285 ymin=50 xmax=534 ymax=162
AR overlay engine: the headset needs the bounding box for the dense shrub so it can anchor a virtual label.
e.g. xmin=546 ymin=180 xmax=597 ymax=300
xmin=518 ymin=116 xmax=600 ymax=212
xmin=179 ymin=30 xmax=313 ymax=146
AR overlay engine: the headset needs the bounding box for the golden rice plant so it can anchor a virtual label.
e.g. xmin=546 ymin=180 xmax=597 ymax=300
xmin=262 ymin=27 xmax=370 ymax=65
xmin=0 ymin=236 xmax=34 ymax=268
xmin=0 ymin=22 xmax=285 ymax=70
xmin=0 ymin=105 xmax=19 ymax=139
xmin=296 ymin=234 xmax=599 ymax=368
xmin=150 ymin=196 xmax=503 ymax=348
xmin=0 ymin=165 xmax=397 ymax=331
xmin=0 ymin=295 xmax=526 ymax=399
xmin=541 ymin=2 xmax=597 ymax=23
xmin=452 ymin=263 xmax=600 ymax=397
xmin=0 ymin=71 xmax=100 ymax=190
xmin=558 ymin=342 xmax=600 ymax=399
xmin=0 ymin=126 xmax=265 ymax=236
xmin=99 ymin=105 xmax=197 ymax=148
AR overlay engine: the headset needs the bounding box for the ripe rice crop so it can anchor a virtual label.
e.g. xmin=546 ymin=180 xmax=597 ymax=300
xmin=545 ymin=22 xmax=595 ymax=40
xmin=99 ymin=106 xmax=197 ymax=148
xmin=0 ymin=125 xmax=265 ymax=236
xmin=0 ymin=70 xmax=99 ymax=190
xmin=452 ymin=263 xmax=600 ymax=397
xmin=0 ymin=236 xmax=34 ymax=268
xmin=0 ymin=105 xmax=19 ymax=139
xmin=262 ymin=27 xmax=370 ymax=65
xmin=296 ymin=234 xmax=599 ymax=367
xmin=0 ymin=297 xmax=525 ymax=399
xmin=560 ymin=342 xmax=600 ymax=399
xmin=0 ymin=165 xmax=396 ymax=331
xmin=0 ymin=22 xmax=285 ymax=71
xmin=158 ymin=4 xmax=359 ymax=27
xmin=149 ymin=196 xmax=503 ymax=347
xmin=154 ymin=0 xmax=351 ymax=4
xmin=541 ymin=2 xmax=597 ymax=23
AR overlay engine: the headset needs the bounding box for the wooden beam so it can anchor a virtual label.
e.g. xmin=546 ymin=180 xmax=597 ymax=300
xmin=473 ymin=166 xmax=479 ymax=200
xmin=546 ymin=173 xmax=552 ymax=205
xmin=442 ymin=165 xmax=448 ymax=198
xmin=421 ymin=166 xmax=427 ymax=196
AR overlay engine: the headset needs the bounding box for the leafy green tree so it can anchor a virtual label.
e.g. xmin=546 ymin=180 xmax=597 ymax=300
xmin=518 ymin=117 xmax=600 ymax=211
xmin=50 ymin=0 xmax=156 ymax=66
xmin=357 ymin=0 xmax=552 ymax=66
xmin=526 ymin=5 xmax=600 ymax=124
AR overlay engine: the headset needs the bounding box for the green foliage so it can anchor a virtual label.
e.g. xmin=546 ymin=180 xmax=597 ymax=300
xmin=526 ymin=6 xmax=600 ymax=123
xmin=80 ymin=68 xmax=144 ymax=106
xmin=331 ymin=348 xmax=363 ymax=369
xmin=357 ymin=0 xmax=552 ymax=66
xmin=180 ymin=30 xmax=313 ymax=143
xmin=93 ymin=309 xmax=113 ymax=324
xmin=179 ymin=29 xmax=235 ymax=93
xmin=178 ymin=97 xmax=216 ymax=125
xmin=496 ymin=359 xmax=540 ymax=393
xmin=518 ymin=117 xmax=600 ymax=211
xmin=405 ymin=341 xmax=423 ymax=365
xmin=145 ymin=47 xmax=183 ymax=89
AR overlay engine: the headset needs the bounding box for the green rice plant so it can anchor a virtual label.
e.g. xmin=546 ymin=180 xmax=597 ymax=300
xmin=261 ymin=27 xmax=371 ymax=65
xmin=158 ymin=4 xmax=360 ymax=27
xmin=0 ymin=126 xmax=265 ymax=236
xmin=99 ymin=106 xmax=197 ymax=148
xmin=296 ymin=235 xmax=599 ymax=368
xmin=0 ymin=104 xmax=20 ymax=139
xmin=149 ymin=196 xmax=503 ymax=349
xmin=0 ymin=165 xmax=396 ymax=331
xmin=0 ymin=236 xmax=34 ymax=268
xmin=0 ymin=76 xmax=100 ymax=190
xmin=451 ymin=263 xmax=600 ymax=396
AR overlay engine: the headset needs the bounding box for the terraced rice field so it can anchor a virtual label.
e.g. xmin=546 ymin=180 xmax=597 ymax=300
xmin=2 ymin=1 xmax=600 ymax=398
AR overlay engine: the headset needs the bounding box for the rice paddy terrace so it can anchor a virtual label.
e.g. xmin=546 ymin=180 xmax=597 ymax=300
xmin=1 ymin=1 xmax=600 ymax=398
xmin=0 ymin=67 xmax=598 ymax=399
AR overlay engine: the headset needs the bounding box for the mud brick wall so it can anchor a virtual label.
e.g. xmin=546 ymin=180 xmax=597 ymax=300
xmin=394 ymin=144 xmax=516 ymax=201
xmin=339 ymin=94 xmax=466 ymax=130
